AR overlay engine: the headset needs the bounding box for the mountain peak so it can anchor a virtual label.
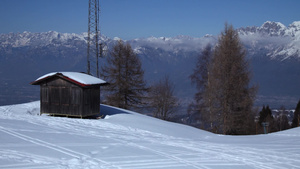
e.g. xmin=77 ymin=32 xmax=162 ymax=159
xmin=289 ymin=21 xmax=300 ymax=29
xmin=260 ymin=21 xmax=287 ymax=36
xmin=262 ymin=21 xmax=286 ymax=28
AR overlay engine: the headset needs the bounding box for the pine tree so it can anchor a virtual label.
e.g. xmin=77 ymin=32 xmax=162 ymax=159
xmin=101 ymin=40 xmax=147 ymax=109
xmin=258 ymin=106 xmax=266 ymax=125
xmin=292 ymin=100 xmax=300 ymax=127
xmin=258 ymin=105 xmax=273 ymax=125
xmin=205 ymin=23 xmax=257 ymax=135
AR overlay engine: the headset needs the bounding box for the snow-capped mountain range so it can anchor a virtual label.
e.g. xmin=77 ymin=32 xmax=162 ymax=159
xmin=0 ymin=21 xmax=300 ymax=108
xmin=1 ymin=21 xmax=300 ymax=60
xmin=239 ymin=21 xmax=300 ymax=60
xmin=239 ymin=21 xmax=300 ymax=37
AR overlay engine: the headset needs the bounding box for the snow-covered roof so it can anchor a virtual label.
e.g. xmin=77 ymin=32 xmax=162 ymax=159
xmin=31 ymin=72 xmax=107 ymax=87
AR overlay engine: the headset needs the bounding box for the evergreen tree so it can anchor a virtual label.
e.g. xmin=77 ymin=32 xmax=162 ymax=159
xmin=292 ymin=100 xmax=300 ymax=128
xmin=258 ymin=105 xmax=273 ymax=125
xmin=205 ymin=23 xmax=257 ymax=135
xmin=257 ymin=105 xmax=280 ymax=133
xmin=101 ymin=40 xmax=147 ymax=109
xmin=258 ymin=106 xmax=266 ymax=125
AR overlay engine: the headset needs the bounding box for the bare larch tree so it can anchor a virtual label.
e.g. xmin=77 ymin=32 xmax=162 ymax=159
xmin=189 ymin=44 xmax=212 ymax=128
xmin=205 ymin=23 xmax=257 ymax=135
xmin=101 ymin=40 xmax=147 ymax=110
xmin=149 ymin=76 xmax=179 ymax=120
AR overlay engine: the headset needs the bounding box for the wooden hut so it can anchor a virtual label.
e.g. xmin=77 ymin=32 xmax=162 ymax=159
xmin=31 ymin=72 xmax=107 ymax=118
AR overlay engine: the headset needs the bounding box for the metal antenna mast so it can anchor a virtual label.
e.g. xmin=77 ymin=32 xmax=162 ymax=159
xmin=87 ymin=0 xmax=101 ymax=77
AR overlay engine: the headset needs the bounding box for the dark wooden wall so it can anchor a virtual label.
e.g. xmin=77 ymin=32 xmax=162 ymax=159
xmin=83 ymin=87 xmax=100 ymax=116
xmin=40 ymin=77 xmax=100 ymax=117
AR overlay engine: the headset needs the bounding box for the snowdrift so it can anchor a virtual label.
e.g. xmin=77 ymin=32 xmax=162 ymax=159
xmin=0 ymin=101 xmax=300 ymax=169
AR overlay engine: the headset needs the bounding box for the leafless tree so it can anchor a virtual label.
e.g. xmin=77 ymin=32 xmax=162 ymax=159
xmin=101 ymin=40 xmax=147 ymax=110
xmin=149 ymin=76 xmax=179 ymax=120
xmin=189 ymin=44 xmax=212 ymax=128
xmin=205 ymin=23 xmax=257 ymax=135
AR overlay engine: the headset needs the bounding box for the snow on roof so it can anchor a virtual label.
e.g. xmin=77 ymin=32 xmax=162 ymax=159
xmin=33 ymin=72 xmax=107 ymax=86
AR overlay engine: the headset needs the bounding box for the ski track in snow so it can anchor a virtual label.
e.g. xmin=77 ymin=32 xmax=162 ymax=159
xmin=1 ymin=102 xmax=300 ymax=169
xmin=0 ymin=125 xmax=116 ymax=168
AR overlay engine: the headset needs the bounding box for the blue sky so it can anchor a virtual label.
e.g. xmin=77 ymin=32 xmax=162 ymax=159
xmin=0 ymin=0 xmax=299 ymax=40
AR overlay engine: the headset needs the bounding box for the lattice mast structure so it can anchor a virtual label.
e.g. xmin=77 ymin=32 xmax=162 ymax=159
xmin=87 ymin=0 xmax=102 ymax=77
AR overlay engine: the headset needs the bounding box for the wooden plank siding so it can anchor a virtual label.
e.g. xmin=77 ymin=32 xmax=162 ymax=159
xmin=83 ymin=88 xmax=100 ymax=116
xmin=39 ymin=77 xmax=100 ymax=118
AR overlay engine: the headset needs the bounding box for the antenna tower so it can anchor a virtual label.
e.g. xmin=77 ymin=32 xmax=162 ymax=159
xmin=87 ymin=0 xmax=101 ymax=77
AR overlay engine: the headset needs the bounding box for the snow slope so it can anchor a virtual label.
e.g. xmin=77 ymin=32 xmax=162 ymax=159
xmin=0 ymin=101 xmax=300 ymax=169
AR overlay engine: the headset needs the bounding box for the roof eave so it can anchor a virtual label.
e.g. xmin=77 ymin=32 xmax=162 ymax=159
xmin=30 ymin=73 xmax=108 ymax=87
xmin=30 ymin=76 xmax=53 ymax=85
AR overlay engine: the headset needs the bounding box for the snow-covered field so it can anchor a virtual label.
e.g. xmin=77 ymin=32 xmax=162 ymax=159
xmin=0 ymin=101 xmax=300 ymax=169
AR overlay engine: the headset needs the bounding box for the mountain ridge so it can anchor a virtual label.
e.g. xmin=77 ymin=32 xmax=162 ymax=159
xmin=1 ymin=21 xmax=299 ymax=61
xmin=0 ymin=21 xmax=300 ymax=107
